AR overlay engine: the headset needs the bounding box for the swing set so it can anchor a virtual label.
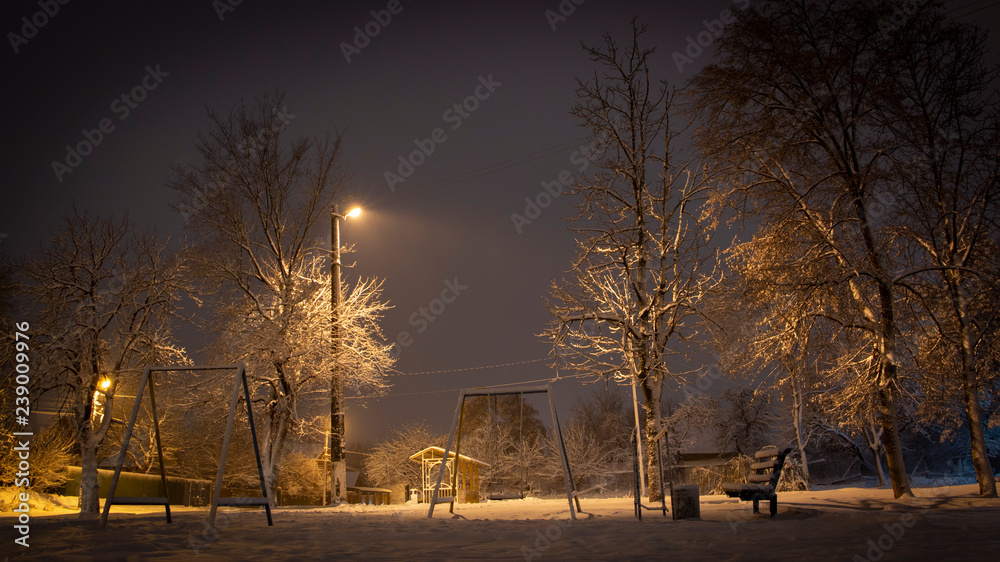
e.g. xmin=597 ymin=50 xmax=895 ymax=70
xmin=484 ymin=392 xmax=528 ymax=501
xmin=100 ymin=364 xmax=273 ymax=529
xmin=427 ymin=384 xmax=582 ymax=519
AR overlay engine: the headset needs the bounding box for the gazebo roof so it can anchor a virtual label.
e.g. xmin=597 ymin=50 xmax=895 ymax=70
xmin=409 ymin=446 xmax=490 ymax=467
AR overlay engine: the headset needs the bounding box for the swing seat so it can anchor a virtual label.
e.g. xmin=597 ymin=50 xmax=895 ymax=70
xmin=488 ymin=492 xmax=524 ymax=500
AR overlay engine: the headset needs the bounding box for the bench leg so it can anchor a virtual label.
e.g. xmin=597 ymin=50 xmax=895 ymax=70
xmin=769 ymin=497 xmax=776 ymax=517
xmin=752 ymin=499 xmax=759 ymax=514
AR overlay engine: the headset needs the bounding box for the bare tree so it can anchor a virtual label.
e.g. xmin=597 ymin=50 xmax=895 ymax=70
xmin=560 ymin=386 xmax=633 ymax=492
xmin=364 ymin=423 xmax=443 ymax=490
xmin=662 ymin=396 xmax=718 ymax=470
xmin=713 ymin=387 xmax=775 ymax=456
xmin=695 ymin=0 xmax=1000 ymax=497
xmin=880 ymin=9 xmax=1000 ymax=497
xmin=455 ymin=395 xmax=548 ymax=494
xmin=168 ymin=92 xmax=395 ymax=502
xmin=546 ymin=22 xmax=719 ymax=502
xmin=20 ymin=210 xmax=186 ymax=514
xmin=691 ymin=0 xmax=925 ymax=497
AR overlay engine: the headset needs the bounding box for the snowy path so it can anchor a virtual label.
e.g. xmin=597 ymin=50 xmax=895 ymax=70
xmin=4 ymin=484 xmax=999 ymax=560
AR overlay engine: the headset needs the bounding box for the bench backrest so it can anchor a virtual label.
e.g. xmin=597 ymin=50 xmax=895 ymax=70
xmin=748 ymin=446 xmax=792 ymax=488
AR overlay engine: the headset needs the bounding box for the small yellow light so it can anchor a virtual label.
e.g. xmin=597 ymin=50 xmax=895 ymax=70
xmin=346 ymin=207 xmax=361 ymax=219
xmin=99 ymin=378 xmax=111 ymax=390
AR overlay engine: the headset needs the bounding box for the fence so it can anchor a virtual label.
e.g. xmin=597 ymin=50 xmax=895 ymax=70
xmin=63 ymin=466 xmax=212 ymax=506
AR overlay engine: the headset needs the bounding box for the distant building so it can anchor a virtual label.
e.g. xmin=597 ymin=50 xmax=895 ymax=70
xmin=409 ymin=446 xmax=489 ymax=504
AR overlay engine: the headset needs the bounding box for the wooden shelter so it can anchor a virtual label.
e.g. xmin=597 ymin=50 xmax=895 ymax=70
xmin=347 ymin=486 xmax=392 ymax=505
xmin=410 ymin=446 xmax=489 ymax=504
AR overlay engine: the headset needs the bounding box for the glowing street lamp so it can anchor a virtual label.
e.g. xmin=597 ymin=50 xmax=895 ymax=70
xmin=330 ymin=204 xmax=360 ymax=504
xmin=93 ymin=377 xmax=112 ymax=426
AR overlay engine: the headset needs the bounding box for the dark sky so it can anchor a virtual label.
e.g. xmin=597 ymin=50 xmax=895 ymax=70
xmin=4 ymin=0 xmax=999 ymax=447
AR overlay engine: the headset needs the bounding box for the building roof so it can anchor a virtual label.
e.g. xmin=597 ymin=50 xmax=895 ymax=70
xmin=409 ymin=446 xmax=490 ymax=467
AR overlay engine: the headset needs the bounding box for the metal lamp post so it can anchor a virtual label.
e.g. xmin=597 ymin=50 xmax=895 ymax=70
xmin=330 ymin=204 xmax=360 ymax=504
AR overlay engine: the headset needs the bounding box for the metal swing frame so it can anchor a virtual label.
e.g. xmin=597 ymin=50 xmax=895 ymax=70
xmin=630 ymin=425 xmax=672 ymax=520
xmin=100 ymin=364 xmax=273 ymax=529
xmin=485 ymin=393 xmax=527 ymax=501
xmin=427 ymin=384 xmax=582 ymax=519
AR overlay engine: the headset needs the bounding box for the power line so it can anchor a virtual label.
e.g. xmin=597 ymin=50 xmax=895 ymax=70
xmin=950 ymin=0 xmax=1000 ymax=18
xmin=946 ymin=0 xmax=994 ymax=15
xmin=347 ymin=371 xmax=594 ymax=400
xmin=346 ymin=377 xmax=555 ymax=400
xmin=388 ymin=357 xmax=548 ymax=377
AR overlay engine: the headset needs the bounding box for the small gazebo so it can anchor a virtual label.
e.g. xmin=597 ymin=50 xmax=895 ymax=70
xmin=409 ymin=446 xmax=489 ymax=504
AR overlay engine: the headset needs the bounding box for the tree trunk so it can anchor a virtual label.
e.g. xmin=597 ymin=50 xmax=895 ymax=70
xmin=263 ymin=397 xmax=292 ymax=506
xmin=79 ymin=434 xmax=100 ymax=515
xmin=789 ymin=365 xmax=811 ymax=487
xmin=77 ymin=377 xmax=102 ymax=516
xmin=954 ymin=283 xmax=998 ymax=497
xmin=962 ymin=371 xmax=998 ymax=497
xmin=792 ymin=406 xmax=811 ymax=487
xmin=865 ymin=424 xmax=886 ymax=486
xmin=640 ymin=376 xmax=664 ymax=502
xmin=877 ymin=379 xmax=912 ymax=498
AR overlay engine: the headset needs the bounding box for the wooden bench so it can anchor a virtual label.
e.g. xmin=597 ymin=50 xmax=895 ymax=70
xmin=722 ymin=446 xmax=792 ymax=517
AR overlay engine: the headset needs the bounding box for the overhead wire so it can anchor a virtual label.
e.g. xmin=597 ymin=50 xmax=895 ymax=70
xmin=387 ymin=357 xmax=548 ymax=377
xmin=946 ymin=0 xmax=996 ymax=17
xmin=950 ymin=1 xmax=1000 ymax=18
xmin=346 ymin=370 xmax=600 ymax=400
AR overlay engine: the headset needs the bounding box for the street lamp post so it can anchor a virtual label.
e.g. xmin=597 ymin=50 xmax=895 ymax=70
xmin=330 ymin=204 xmax=360 ymax=504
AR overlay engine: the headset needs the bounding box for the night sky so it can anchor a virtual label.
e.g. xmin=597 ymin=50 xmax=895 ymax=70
xmin=4 ymin=0 xmax=999 ymax=446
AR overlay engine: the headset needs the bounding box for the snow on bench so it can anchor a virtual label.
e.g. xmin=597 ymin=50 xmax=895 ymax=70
xmin=722 ymin=446 xmax=792 ymax=517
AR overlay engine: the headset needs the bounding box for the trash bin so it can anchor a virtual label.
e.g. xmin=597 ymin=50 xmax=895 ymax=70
xmin=671 ymin=485 xmax=700 ymax=520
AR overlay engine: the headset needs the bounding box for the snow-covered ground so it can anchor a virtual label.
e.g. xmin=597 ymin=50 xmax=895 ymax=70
xmin=3 ymin=484 xmax=999 ymax=560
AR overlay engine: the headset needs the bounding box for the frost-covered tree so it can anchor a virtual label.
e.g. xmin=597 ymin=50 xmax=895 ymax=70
xmin=546 ymin=22 xmax=719 ymax=503
xmin=880 ymin=9 xmax=1000 ymax=497
xmin=19 ymin=211 xmax=186 ymax=515
xmin=168 ymin=92 xmax=395 ymax=503
xmin=560 ymin=386 xmax=633 ymax=492
xmin=692 ymin=0 xmax=921 ymax=497
xmin=694 ymin=0 xmax=1000 ymax=498
xmin=458 ymin=395 xmax=546 ymax=494
xmin=713 ymin=387 xmax=775 ymax=456
xmin=364 ymin=423 xmax=443 ymax=490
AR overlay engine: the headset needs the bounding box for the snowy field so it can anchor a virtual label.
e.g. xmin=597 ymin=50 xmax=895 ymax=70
xmin=3 ymin=484 xmax=1000 ymax=561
